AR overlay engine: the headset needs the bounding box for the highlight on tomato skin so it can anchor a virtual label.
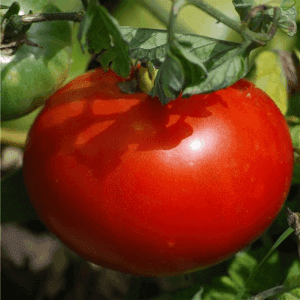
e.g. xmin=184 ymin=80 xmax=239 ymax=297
xmin=23 ymin=68 xmax=294 ymax=277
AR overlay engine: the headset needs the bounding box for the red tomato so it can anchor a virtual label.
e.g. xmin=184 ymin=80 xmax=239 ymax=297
xmin=23 ymin=68 xmax=294 ymax=277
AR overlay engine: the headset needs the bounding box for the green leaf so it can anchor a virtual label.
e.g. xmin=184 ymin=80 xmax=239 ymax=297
xmin=293 ymin=162 xmax=300 ymax=184
xmin=200 ymin=274 xmax=241 ymax=300
xmin=287 ymin=90 xmax=300 ymax=119
xmin=290 ymin=125 xmax=300 ymax=184
xmin=240 ymin=251 xmax=284 ymax=293
xmin=120 ymin=26 xmax=252 ymax=104
xmin=287 ymin=88 xmax=300 ymax=183
xmin=1 ymin=168 xmax=39 ymax=223
xmin=233 ymin=0 xmax=297 ymax=36
xmin=200 ymin=244 xmax=290 ymax=300
xmin=182 ymin=42 xmax=251 ymax=97
xmin=1 ymin=1 xmax=73 ymax=121
xmin=121 ymin=26 xmax=242 ymax=69
xmin=284 ymin=260 xmax=300 ymax=287
xmin=171 ymin=39 xmax=208 ymax=96
xmin=78 ymin=0 xmax=130 ymax=78
xmin=277 ymin=286 xmax=300 ymax=300
xmin=245 ymin=50 xmax=288 ymax=115
xmin=291 ymin=125 xmax=300 ymax=149
xmin=191 ymin=288 xmax=204 ymax=300
xmin=150 ymin=37 xmax=208 ymax=104
xmin=121 ymin=26 xmax=168 ymax=68
xmin=149 ymin=51 xmax=185 ymax=104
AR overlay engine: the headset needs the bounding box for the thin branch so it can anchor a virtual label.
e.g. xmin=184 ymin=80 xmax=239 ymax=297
xmin=187 ymin=0 xmax=245 ymax=37
xmin=20 ymin=10 xmax=85 ymax=24
xmin=247 ymin=285 xmax=285 ymax=300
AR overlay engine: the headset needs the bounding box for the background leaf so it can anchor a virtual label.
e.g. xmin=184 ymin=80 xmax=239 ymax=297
xmin=78 ymin=0 xmax=130 ymax=77
xmin=245 ymin=50 xmax=288 ymax=114
xmin=2 ymin=168 xmax=39 ymax=223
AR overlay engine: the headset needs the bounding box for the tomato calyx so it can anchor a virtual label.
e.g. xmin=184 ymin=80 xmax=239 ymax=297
xmin=117 ymin=61 xmax=159 ymax=95
xmin=0 ymin=6 xmax=42 ymax=56
xmin=241 ymin=5 xmax=279 ymax=45
xmin=138 ymin=61 xmax=159 ymax=95
xmin=0 ymin=32 xmax=43 ymax=56
xmin=117 ymin=62 xmax=140 ymax=94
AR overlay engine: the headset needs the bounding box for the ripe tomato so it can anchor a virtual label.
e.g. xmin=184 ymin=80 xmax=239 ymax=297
xmin=23 ymin=68 xmax=294 ymax=277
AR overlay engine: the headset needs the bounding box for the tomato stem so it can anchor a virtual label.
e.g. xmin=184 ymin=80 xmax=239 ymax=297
xmin=19 ymin=11 xmax=85 ymax=24
xmin=169 ymin=0 xmax=277 ymax=45
xmin=185 ymin=0 xmax=244 ymax=38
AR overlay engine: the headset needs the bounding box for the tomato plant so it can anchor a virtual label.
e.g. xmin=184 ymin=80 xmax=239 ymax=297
xmin=1 ymin=0 xmax=73 ymax=121
xmin=23 ymin=68 xmax=294 ymax=277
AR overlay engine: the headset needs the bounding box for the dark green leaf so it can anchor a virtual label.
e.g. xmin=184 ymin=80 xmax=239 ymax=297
xmin=290 ymin=125 xmax=300 ymax=184
xmin=233 ymin=0 xmax=253 ymax=22
xmin=149 ymin=52 xmax=185 ymax=104
xmin=150 ymin=39 xmax=208 ymax=104
xmin=293 ymin=163 xmax=300 ymax=184
xmin=120 ymin=26 xmax=169 ymax=68
xmin=172 ymin=40 xmax=207 ymax=93
xmin=121 ymin=27 xmax=242 ymax=69
xmin=287 ymin=90 xmax=300 ymax=118
xmin=287 ymin=91 xmax=300 ymax=183
xmin=182 ymin=42 xmax=252 ymax=97
xmin=78 ymin=0 xmax=130 ymax=78
xmin=121 ymin=26 xmax=251 ymax=104
xmin=1 ymin=168 xmax=39 ymax=223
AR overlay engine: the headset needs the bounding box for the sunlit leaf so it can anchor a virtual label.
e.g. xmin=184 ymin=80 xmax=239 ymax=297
xmin=78 ymin=0 xmax=130 ymax=78
xmin=245 ymin=50 xmax=288 ymax=115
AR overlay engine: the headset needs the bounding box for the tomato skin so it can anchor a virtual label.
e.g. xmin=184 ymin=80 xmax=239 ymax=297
xmin=23 ymin=68 xmax=294 ymax=277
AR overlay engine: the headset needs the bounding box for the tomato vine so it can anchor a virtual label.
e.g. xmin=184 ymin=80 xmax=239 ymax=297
xmin=1 ymin=1 xmax=300 ymax=298
xmin=1 ymin=0 xmax=297 ymax=107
